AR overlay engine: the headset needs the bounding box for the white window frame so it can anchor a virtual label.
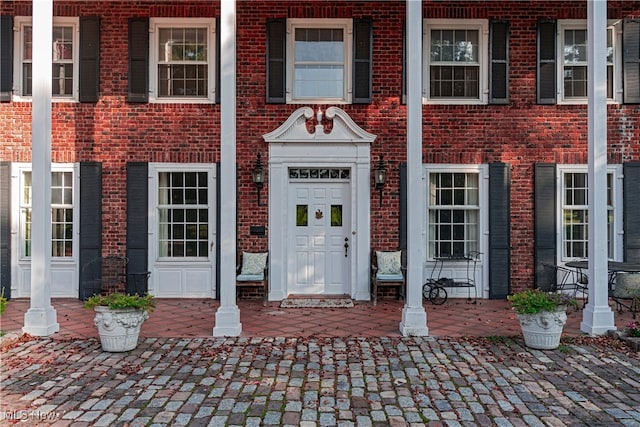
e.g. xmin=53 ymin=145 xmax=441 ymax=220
xmin=557 ymin=164 xmax=623 ymax=263
xmin=12 ymin=163 xmax=79 ymax=261
xmin=13 ymin=16 xmax=79 ymax=103
xmin=424 ymin=164 xmax=488 ymax=260
xmin=149 ymin=18 xmax=217 ymax=104
xmin=286 ymin=18 xmax=353 ymax=104
xmin=148 ymin=163 xmax=216 ymax=262
xmin=557 ymin=19 xmax=622 ymax=105
xmin=423 ymin=19 xmax=489 ymax=105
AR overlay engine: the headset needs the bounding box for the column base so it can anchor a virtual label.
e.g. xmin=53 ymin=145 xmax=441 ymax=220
xmin=23 ymin=306 xmax=59 ymax=336
xmin=212 ymin=305 xmax=242 ymax=336
xmin=580 ymin=303 xmax=616 ymax=335
xmin=399 ymin=305 xmax=429 ymax=336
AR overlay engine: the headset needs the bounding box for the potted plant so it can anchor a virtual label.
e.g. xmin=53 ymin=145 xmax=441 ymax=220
xmin=508 ymin=289 xmax=577 ymax=350
xmin=84 ymin=293 xmax=155 ymax=352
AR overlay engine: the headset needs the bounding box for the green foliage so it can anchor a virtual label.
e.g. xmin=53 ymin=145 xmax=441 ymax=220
xmin=84 ymin=293 xmax=155 ymax=312
xmin=508 ymin=289 xmax=577 ymax=315
xmin=0 ymin=287 xmax=7 ymax=316
xmin=627 ymin=322 xmax=640 ymax=338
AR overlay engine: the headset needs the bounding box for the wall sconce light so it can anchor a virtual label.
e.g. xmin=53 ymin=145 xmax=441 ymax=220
xmin=252 ymin=153 xmax=264 ymax=206
xmin=374 ymin=155 xmax=387 ymax=207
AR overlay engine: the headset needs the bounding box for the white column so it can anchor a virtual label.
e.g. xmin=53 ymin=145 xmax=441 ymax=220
xmin=213 ymin=0 xmax=241 ymax=336
xmin=581 ymin=0 xmax=615 ymax=335
xmin=23 ymin=0 xmax=59 ymax=336
xmin=400 ymin=0 xmax=428 ymax=336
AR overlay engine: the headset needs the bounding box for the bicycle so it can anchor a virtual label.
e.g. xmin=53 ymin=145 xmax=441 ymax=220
xmin=422 ymin=278 xmax=448 ymax=305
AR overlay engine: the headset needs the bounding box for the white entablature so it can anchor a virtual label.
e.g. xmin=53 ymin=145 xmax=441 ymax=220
xmin=262 ymin=106 xmax=376 ymax=144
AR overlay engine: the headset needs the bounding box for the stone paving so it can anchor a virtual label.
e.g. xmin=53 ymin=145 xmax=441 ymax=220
xmin=1 ymin=335 xmax=640 ymax=426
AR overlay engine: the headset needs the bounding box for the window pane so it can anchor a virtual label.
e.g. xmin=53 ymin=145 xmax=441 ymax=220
xmin=331 ymin=205 xmax=342 ymax=227
xmin=293 ymin=26 xmax=345 ymax=99
xmin=428 ymin=172 xmax=480 ymax=258
xmin=157 ymin=26 xmax=208 ymax=98
xmin=157 ymin=171 xmax=209 ymax=258
xmin=297 ymin=205 xmax=308 ymax=227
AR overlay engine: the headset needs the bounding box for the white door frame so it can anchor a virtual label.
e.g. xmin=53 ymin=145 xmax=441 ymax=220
xmin=147 ymin=163 xmax=217 ymax=298
xmin=10 ymin=163 xmax=79 ymax=298
xmin=264 ymin=107 xmax=375 ymax=301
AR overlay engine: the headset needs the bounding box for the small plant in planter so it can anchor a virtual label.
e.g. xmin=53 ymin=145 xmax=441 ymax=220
xmin=508 ymin=289 xmax=577 ymax=350
xmin=508 ymin=289 xmax=577 ymax=315
xmin=626 ymin=321 xmax=640 ymax=338
xmin=84 ymin=293 xmax=155 ymax=352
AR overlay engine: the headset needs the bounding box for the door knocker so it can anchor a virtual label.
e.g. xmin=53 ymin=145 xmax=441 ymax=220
xmin=315 ymin=209 xmax=323 ymax=219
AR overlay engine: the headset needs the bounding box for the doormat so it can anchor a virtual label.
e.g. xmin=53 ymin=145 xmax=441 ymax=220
xmin=280 ymin=298 xmax=354 ymax=308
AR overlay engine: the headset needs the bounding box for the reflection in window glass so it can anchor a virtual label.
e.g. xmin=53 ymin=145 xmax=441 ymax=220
xmin=296 ymin=205 xmax=308 ymax=226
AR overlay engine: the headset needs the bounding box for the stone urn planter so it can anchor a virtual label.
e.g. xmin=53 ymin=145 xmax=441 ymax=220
xmin=508 ymin=289 xmax=576 ymax=350
xmin=84 ymin=293 xmax=155 ymax=352
xmin=516 ymin=308 xmax=567 ymax=350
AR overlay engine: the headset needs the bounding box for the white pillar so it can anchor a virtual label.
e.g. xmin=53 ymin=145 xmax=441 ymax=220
xmin=213 ymin=0 xmax=242 ymax=336
xmin=581 ymin=0 xmax=615 ymax=335
xmin=23 ymin=0 xmax=59 ymax=336
xmin=400 ymin=0 xmax=428 ymax=336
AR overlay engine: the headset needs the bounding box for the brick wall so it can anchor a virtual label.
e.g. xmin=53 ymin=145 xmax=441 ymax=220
xmin=1 ymin=1 xmax=640 ymax=290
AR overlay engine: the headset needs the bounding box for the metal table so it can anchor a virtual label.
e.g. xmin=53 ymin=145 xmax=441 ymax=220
xmin=565 ymin=260 xmax=640 ymax=318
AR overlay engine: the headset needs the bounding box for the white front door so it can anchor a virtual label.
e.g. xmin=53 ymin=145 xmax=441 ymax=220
xmin=289 ymin=182 xmax=350 ymax=295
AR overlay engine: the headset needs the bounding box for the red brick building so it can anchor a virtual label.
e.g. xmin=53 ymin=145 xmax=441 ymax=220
xmin=1 ymin=1 xmax=639 ymax=335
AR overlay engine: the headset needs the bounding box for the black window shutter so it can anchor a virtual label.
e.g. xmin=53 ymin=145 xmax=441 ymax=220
xmin=0 ymin=162 xmax=11 ymax=299
xmin=489 ymin=162 xmax=511 ymax=298
xmin=215 ymin=17 xmax=221 ymax=104
xmin=353 ymin=18 xmax=372 ymax=104
xmin=128 ymin=18 xmax=149 ymax=103
xmin=126 ymin=162 xmax=149 ymax=295
xmin=79 ymin=162 xmax=103 ymax=299
xmin=489 ymin=20 xmax=509 ymax=105
xmin=0 ymin=16 xmax=13 ymax=102
xmin=79 ymin=16 xmax=100 ymax=103
xmin=623 ymin=20 xmax=640 ymax=104
xmin=399 ymin=162 xmax=407 ymax=251
xmin=266 ymin=19 xmax=286 ymax=104
xmin=537 ymin=19 xmax=557 ymax=105
xmin=534 ymin=163 xmax=557 ymax=291
xmin=624 ymin=162 xmax=640 ymax=262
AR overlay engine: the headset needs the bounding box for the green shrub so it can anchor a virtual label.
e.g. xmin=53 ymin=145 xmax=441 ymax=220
xmin=508 ymin=289 xmax=577 ymax=315
xmin=84 ymin=293 xmax=155 ymax=312
xmin=0 ymin=287 xmax=7 ymax=316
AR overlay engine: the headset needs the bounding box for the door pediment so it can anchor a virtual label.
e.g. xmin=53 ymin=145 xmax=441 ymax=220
xmin=263 ymin=106 xmax=376 ymax=144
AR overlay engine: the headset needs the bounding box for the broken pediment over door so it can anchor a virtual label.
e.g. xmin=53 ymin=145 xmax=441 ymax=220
xmin=262 ymin=106 xmax=376 ymax=144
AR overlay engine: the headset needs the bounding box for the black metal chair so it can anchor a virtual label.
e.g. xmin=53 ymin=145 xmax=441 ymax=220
xmin=542 ymin=263 xmax=588 ymax=305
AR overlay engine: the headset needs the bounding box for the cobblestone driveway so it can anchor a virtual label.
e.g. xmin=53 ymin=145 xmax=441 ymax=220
xmin=1 ymin=335 xmax=639 ymax=426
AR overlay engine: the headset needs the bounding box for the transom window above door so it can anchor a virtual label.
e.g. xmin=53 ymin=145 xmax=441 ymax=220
xmin=289 ymin=168 xmax=350 ymax=180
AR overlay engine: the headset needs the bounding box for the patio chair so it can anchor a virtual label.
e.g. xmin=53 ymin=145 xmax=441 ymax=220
xmin=236 ymin=251 xmax=268 ymax=305
xmin=371 ymin=249 xmax=406 ymax=306
xmin=542 ymin=263 xmax=588 ymax=305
